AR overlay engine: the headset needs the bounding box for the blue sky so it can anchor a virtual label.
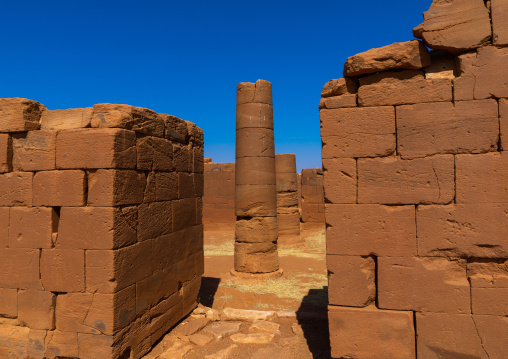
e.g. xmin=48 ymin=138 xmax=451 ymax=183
xmin=0 ymin=1 xmax=430 ymax=172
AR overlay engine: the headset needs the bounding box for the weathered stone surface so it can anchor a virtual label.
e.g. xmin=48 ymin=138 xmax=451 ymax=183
xmin=235 ymin=184 xmax=277 ymax=217
xmin=416 ymin=312 xmax=506 ymax=358
xmin=11 ymin=130 xmax=56 ymax=171
xmin=468 ymin=261 xmax=508 ymax=316
xmin=237 ymin=80 xmax=272 ymax=106
xmin=159 ymin=114 xmax=188 ymax=143
xmin=0 ymin=288 xmax=17 ymax=318
xmin=202 ymin=322 xmax=241 ymax=339
xmin=492 ymin=0 xmax=508 ymax=45
xmin=222 ymin=308 xmax=275 ymax=322
xmin=321 ymin=78 xmax=357 ymax=98
xmin=235 ymin=128 xmax=275 ymax=158
xmin=397 ymin=100 xmax=499 ymax=156
xmin=33 ymin=170 xmax=86 ymax=206
xmin=0 ymin=134 xmax=11 ymax=173
xmin=454 ymin=46 xmax=508 ymax=100
xmin=501 ymin=99 xmax=508 ymax=151
xmin=185 ymin=121 xmax=204 ymax=147
xmin=456 ymin=152 xmax=508 ymax=203
xmin=321 ymin=106 xmax=395 ymax=158
xmin=189 ymin=332 xmax=214 ymax=346
xmin=236 ymin=103 xmax=273 ymax=130
xmin=322 ymin=158 xmax=356 ymax=204
xmin=18 ymin=290 xmax=55 ymax=330
xmin=329 ymin=306 xmax=415 ymax=359
xmin=358 ymin=155 xmax=455 ymax=204
xmin=235 ymin=157 xmax=276 ymax=185
xmin=0 ymin=324 xmax=30 ymax=358
xmin=418 ymin=204 xmax=508 ymax=258
xmin=45 ymin=330 xmax=79 ymax=358
xmin=0 ymin=98 xmax=45 ymax=132
xmin=40 ymin=107 xmax=92 ymax=130
xmin=344 ymin=40 xmax=430 ymax=77
xmin=234 ymin=242 xmax=279 ymax=273
xmin=276 ymin=191 xmax=298 ymax=207
xmin=328 ymin=255 xmax=375 ymax=307
xmin=414 ymin=0 xmax=491 ymax=53
xmin=88 ymin=169 xmax=146 ymax=206
xmin=0 ymin=172 xmax=32 ymax=206
xmin=0 ymin=248 xmax=42 ymax=291
xmin=8 ymin=207 xmax=56 ymax=249
xmin=318 ymin=94 xmax=357 ymax=109
xmin=204 ymin=344 xmax=237 ymax=359
xmin=135 ymin=266 xmax=178 ymax=314
xmin=91 ymin=103 xmax=164 ymax=137
xmin=230 ymin=332 xmax=274 ymax=344
xmin=173 ymin=317 xmax=210 ymax=337
xmin=424 ymin=50 xmax=456 ymax=80
xmin=40 ymin=249 xmax=85 ymax=292
xmin=235 ymin=217 xmax=277 ymax=243
xmin=137 ymin=136 xmax=173 ymax=171
xmin=251 ymin=347 xmax=292 ymax=359
xmin=326 ymin=204 xmax=416 ymax=256
xmin=248 ymin=320 xmax=280 ymax=334
xmin=358 ymin=70 xmax=452 ymax=107
xmin=378 ymin=257 xmax=470 ymax=313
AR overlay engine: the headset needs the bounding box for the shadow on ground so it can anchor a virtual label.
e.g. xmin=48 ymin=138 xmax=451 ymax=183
xmin=199 ymin=276 xmax=221 ymax=307
xmin=296 ymin=286 xmax=331 ymax=359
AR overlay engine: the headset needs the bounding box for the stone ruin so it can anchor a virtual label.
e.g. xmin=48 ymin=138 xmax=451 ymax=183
xmin=300 ymin=168 xmax=325 ymax=232
xmin=321 ymin=0 xmax=508 ymax=357
xmin=0 ymin=99 xmax=204 ymax=359
xmin=202 ymin=160 xmax=235 ymax=232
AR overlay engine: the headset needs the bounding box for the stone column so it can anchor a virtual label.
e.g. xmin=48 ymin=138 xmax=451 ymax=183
xmin=275 ymin=154 xmax=303 ymax=246
xmin=234 ymin=80 xmax=280 ymax=276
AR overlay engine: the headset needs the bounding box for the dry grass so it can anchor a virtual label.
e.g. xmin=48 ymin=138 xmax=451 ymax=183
xmin=204 ymin=241 xmax=234 ymax=257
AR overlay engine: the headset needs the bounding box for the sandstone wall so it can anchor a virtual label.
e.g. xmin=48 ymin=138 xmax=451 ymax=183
xmin=300 ymin=168 xmax=325 ymax=229
xmin=321 ymin=1 xmax=508 ymax=357
xmin=203 ymin=161 xmax=235 ymax=232
xmin=0 ymin=99 xmax=204 ymax=359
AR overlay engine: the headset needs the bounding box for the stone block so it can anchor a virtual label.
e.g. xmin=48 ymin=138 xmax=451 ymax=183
xmin=235 ymin=184 xmax=277 ymax=217
xmin=276 ymin=191 xmax=298 ymax=207
xmin=12 ymin=130 xmax=57 ymax=171
xmin=178 ymin=172 xmax=195 ymax=198
xmin=114 ymin=241 xmax=153 ymax=291
xmin=27 ymin=329 xmax=46 ymax=358
xmin=45 ymin=330 xmax=79 ymax=359
xmin=0 ymin=288 xmax=17 ymax=318
xmin=235 ymin=216 xmax=277 ymax=243
xmin=8 ymin=207 xmax=57 ymax=249
xmin=85 ymin=249 xmax=115 ymax=293
xmin=0 ymin=207 xmax=7 ymax=247
xmin=235 ymin=128 xmax=275 ymax=158
xmin=358 ymin=70 xmax=452 ymax=107
xmin=0 ymin=325 xmax=30 ymax=358
xmin=454 ymin=46 xmax=508 ymax=100
xmin=328 ymin=305 xmax=415 ymax=359
xmin=501 ymin=99 xmax=508 ymax=150
xmin=322 ymin=158 xmax=356 ymax=204
xmin=136 ymin=266 xmax=179 ymax=314
xmin=236 ymin=157 xmax=276 ymax=186
xmin=417 ymin=204 xmax=508 ymax=258
xmin=277 ymin=209 xmax=300 ymax=236
xmin=397 ymin=100 xmax=499 ymax=156
xmin=413 ymin=0 xmax=491 ymax=53
xmin=326 ymin=204 xmax=416 ymax=256
xmin=468 ymin=261 xmax=508 ymax=316
xmin=58 ymin=206 xmax=137 ymax=249
xmin=0 ymin=248 xmax=42 ymax=290
xmin=321 ymin=106 xmax=395 ymax=158
xmin=193 ymin=146 xmax=204 ymax=173
xmin=424 ymin=50 xmax=456 ymax=79
xmin=237 ymin=80 xmax=272 ymax=106
xmin=172 ymin=198 xmax=196 ymax=232
xmin=137 ymin=136 xmax=172 ymax=171
xmin=33 ymin=170 xmax=85 ymax=207
xmin=56 ymin=128 xmax=136 ymax=169
xmin=236 ymin=103 xmax=273 ymax=130
xmin=456 ymin=152 xmax=508 ymax=203
xmin=327 ymin=255 xmax=375 ymax=307
xmin=88 ymin=169 xmax=145 ymax=206
xmin=149 ymin=292 xmax=183 ymax=345
xmin=40 ymin=107 xmax=92 ymax=130
xmin=0 ymin=172 xmax=32 ymax=206
xmin=0 ymin=133 xmax=12 ymax=172
xmin=40 ymin=249 xmax=84 ymax=292
xmin=276 ymin=173 xmax=297 ymax=192
xmin=0 ymin=98 xmax=44 ymax=132
xmin=151 ymin=232 xmax=185 ymax=272
xmin=378 ymin=256 xmax=470 ymax=313
xmin=321 ymin=78 xmax=357 ymax=97
xmin=416 ymin=312 xmax=506 ymax=358
xmin=138 ymin=201 xmax=172 ymax=241
xmin=17 ymin=290 xmax=55 ymax=330
xmin=91 ymin=103 xmax=164 ymax=137
xmin=492 ymin=0 xmax=508 ymax=45
xmin=318 ymin=94 xmax=357 ymax=109
xmin=234 ymin=242 xmax=279 ymax=273
xmin=160 ymin=114 xmax=188 ymax=144
xmin=173 ymin=143 xmax=192 ymax=172
xmin=358 ymin=155 xmax=454 ymax=204
xmin=343 ymin=40 xmax=430 ymax=77
xmin=186 ymin=121 xmax=204 ymax=147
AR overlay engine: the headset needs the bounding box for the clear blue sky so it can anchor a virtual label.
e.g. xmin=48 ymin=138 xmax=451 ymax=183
xmin=1 ymin=1 xmax=431 ymax=172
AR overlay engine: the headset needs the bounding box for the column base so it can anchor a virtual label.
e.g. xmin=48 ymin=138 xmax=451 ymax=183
xmin=230 ymin=268 xmax=284 ymax=281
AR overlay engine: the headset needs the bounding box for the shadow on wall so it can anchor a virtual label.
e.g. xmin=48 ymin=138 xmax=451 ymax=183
xmin=296 ymin=287 xmax=331 ymax=359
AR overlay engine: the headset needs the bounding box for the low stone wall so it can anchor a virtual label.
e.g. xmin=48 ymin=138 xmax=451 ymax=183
xmin=0 ymin=99 xmax=204 ymax=359
xmin=322 ymin=0 xmax=508 ymax=357
xmin=202 ymin=161 xmax=235 ymax=232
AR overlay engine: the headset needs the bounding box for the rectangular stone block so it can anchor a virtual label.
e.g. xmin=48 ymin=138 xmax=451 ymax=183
xmin=235 ymin=128 xmax=275 ymax=158
xmin=318 ymin=94 xmax=357 ymax=109
xmin=397 ymin=100 xmax=499 ymax=156
xmin=234 ymin=241 xmax=279 ymax=273
xmin=86 ymin=249 xmax=115 ymax=293
xmin=276 ymin=210 xmax=300 ymax=236
xmin=322 ymin=158 xmax=356 ymax=204
xmin=358 ymin=155 xmax=454 ymax=204
xmin=358 ymin=70 xmax=452 ymax=107
xmin=501 ymin=99 xmax=508 ymax=150
xmin=0 ymin=325 xmax=30 ymax=358
xmin=0 ymin=98 xmax=44 ymax=132
xmin=327 ymin=255 xmax=375 ymax=307
xmin=40 ymin=107 xmax=92 ymax=130
xmin=56 ymin=128 xmax=136 ymax=169
xmin=149 ymin=292 xmax=183 ymax=345
xmin=328 ymin=306 xmax=415 ymax=359
xmin=492 ymin=0 xmax=508 ymax=45
xmin=18 ymin=290 xmax=55 ymax=330
xmin=172 ymin=198 xmax=197 ymax=232
xmin=137 ymin=136 xmax=172 ymax=171
xmin=114 ymin=241 xmax=153 ymax=291
xmin=417 ymin=204 xmax=508 ymax=258
xmin=181 ymin=274 xmax=201 ymax=317
xmin=0 ymin=248 xmax=42 ymax=290
xmin=8 ymin=207 xmax=57 ymax=249
xmin=0 ymin=172 xmax=32 ymax=206
xmin=45 ymin=330 xmax=79 ymax=359
xmin=33 ymin=170 xmax=85 ymax=207
xmin=58 ymin=206 xmax=137 ymax=249
xmin=178 ymin=172 xmax=195 ymax=198
xmin=193 ymin=146 xmax=204 ymax=173
xmin=468 ymin=261 xmax=508 ymax=316
xmin=456 ymin=152 xmax=508 ymax=203
xmin=173 ymin=143 xmax=192 ymax=172
xmin=235 ymin=184 xmax=277 ymax=217
xmin=321 ymin=106 xmax=395 ymax=158
xmin=78 ymin=333 xmax=114 ymax=359
xmin=326 ymin=204 xmax=416 ymax=256
xmin=0 ymin=133 xmax=12 ymax=172
xmin=454 ymin=46 xmax=508 ymax=100
xmin=417 ymin=312 xmax=506 ymax=359
xmin=144 ymin=172 xmax=178 ymax=203
xmin=138 ymin=202 xmax=172 ymax=241
xmin=12 ymin=130 xmax=57 ymax=171
xmin=152 ymin=232 xmax=185 ymax=272
xmin=161 ymin=114 xmax=188 ymax=144
xmin=0 ymin=207 xmax=9 ymax=247
xmin=277 ymin=191 xmax=298 ymax=207
xmin=40 ymin=249 xmax=85 ymax=292
xmin=193 ymin=172 xmax=204 ymax=197
xmin=378 ymin=256 xmax=470 ymax=314
xmin=301 ymin=202 xmax=325 ymax=223
xmin=87 ymin=169 xmax=146 ymax=206
xmin=0 ymin=288 xmax=17 ymax=318
xmin=136 ymin=266 xmax=178 ymax=314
